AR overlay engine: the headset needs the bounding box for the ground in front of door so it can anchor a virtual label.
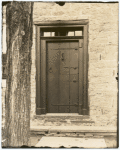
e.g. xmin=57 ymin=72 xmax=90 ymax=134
xmin=29 ymin=134 xmax=117 ymax=148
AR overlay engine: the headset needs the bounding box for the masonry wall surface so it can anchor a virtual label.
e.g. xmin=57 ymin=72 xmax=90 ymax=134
xmin=30 ymin=2 xmax=118 ymax=127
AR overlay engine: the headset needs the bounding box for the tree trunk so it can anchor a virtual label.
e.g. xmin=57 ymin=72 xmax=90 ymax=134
xmin=5 ymin=2 xmax=33 ymax=147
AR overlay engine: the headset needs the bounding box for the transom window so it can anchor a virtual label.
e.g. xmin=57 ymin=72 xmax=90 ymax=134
xmin=40 ymin=27 xmax=83 ymax=37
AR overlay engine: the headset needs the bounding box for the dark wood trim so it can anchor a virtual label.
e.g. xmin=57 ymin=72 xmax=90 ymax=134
xmin=45 ymin=39 xmax=79 ymax=42
xmin=36 ymin=21 xmax=89 ymax=115
xmin=86 ymin=24 xmax=89 ymax=115
xmin=41 ymin=40 xmax=47 ymax=114
xmin=36 ymin=26 xmax=41 ymax=115
xmin=2 ymin=53 xmax=7 ymax=79
xmin=38 ymin=25 xmax=84 ymax=28
xmin=34 ymin=20 xmax=89 ymax=26
xmin=41 ymin=36 xmax=83 ymax=40
xmin=78 ymin=39 xmax=84 ymax=114
xmin=83 ymin=25 xmax=88 ymax=115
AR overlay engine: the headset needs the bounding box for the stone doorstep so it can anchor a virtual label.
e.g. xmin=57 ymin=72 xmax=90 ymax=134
xmin=34 ymin=114 xmax=90 ymax=119
xmin=30 ymin=126 xmax=117 ymax=136
xmin=33 ymin=114 xmax=95 ymax=124
xmin=44 ymin=120 xmax=95 ymax=123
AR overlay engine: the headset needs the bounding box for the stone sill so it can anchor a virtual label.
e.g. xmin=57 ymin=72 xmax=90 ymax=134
xmin=43 ymin=113 xmax=81 ymax=116
xmin=30 ymin=126 xmax=117 ymax=136
xmin=34 ymin=114 xmax=89 ymax=118
xmin=33 ymin=114 xmax=94 ymax=124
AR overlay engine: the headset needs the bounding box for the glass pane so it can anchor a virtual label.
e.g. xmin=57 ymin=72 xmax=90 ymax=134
xmin=43 ymin=32 xmax=51 ymax=37
xmin=75 ymin=31 xmax=82 ymax=36
xmin=51 ymin=32 xmax=55 ymax=36
xmin=68 ymin=31 xmax=74 ymax=36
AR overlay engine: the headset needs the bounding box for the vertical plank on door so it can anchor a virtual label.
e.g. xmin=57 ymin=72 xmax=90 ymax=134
xmin=41 ymin=40 xmax=46 ymax=114
xmin=47 ymin=42 xmax=60 ymax=113
xmin=69 ymin=42 xmax=79 ymax=113
xmin=59 ymin=44 xmax=69 ymax=113
xmin=79 ymin=39 xmax=83 ymax=114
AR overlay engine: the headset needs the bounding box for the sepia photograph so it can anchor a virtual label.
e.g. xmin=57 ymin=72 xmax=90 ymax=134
xmin=1 ymin=1 xmax=118 ymax=148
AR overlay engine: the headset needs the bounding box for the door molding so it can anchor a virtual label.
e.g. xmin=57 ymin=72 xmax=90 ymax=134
xmin=35 ymin=20 xmax=89 ymax=115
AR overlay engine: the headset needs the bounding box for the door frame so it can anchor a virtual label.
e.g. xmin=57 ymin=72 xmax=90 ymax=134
xmin=35 ymin=20 xmax=89 ymax=115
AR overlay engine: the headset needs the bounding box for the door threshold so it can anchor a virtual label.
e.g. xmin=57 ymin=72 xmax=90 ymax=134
xmin=34 ymin=113 xmax=90 ymax=120
xmin=40 ymin=113 xmax=81 ymax=116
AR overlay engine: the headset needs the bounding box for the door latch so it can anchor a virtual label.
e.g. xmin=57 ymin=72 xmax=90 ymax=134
xmin=49 ymin=67 xmax=52 ymax=73
xmin=61 ymin=53 xmax=64 ymax=61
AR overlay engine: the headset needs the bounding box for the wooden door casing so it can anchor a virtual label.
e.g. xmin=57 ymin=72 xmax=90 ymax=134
xmin=36 ymin=26 xmax=88 ymax=115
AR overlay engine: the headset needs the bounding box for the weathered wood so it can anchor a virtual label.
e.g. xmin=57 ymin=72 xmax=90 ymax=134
xmin=36 ymin=23 xmax=89 ymax=115
xmin=47 ymin=42 xmax=60 ymax=113
xmin=34 ymin=20 xmax=89 ymax=25
xmin=78 ymin=39 xmax=83 ymax=114
xmin=69 ymin=43 xmax=79 ymax=113
xmin=41 ymin=40 xmax=46 ymax=114
xmin=83 ymin=25 xmax=88 ymax=115
xmin=5 ymin=2 xmax=33 ymax=147
xmin=36 ymin=26 xmax=41 ymax=115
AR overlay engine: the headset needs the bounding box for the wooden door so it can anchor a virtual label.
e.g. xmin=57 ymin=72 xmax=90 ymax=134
xmin=47 ymin=41 xmax=79 ymax=113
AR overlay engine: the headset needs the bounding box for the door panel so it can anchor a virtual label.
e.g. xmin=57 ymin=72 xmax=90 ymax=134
xmin=69 ymin=42 xmax=78 ymax=49
xmin=48 ymin=43 xmax=60 ymax=50
xmin=47 ymin=48 xmax=60 ymax=113
xmin=69 ymin=42 xmax=79 ymax=113
xmin=47 ymin=41 xmax=79 ymax=113
xmin=70 ymin=74 xmax=78 ymax=82
xmin=59 ymin=78 xmax=69 ymax=113
xmin=58 ymin=42 xmax=69 ymax=49
xmin=70 ymin=50 xmax=78 ymax=68
xmin=59 ymin=49 xmax=69 ymax=113
xmin=70 ymin=67 xmax=78 ymax=74
xmin=60 ymin=50 xmax=69 ymax=74
xmin=70 ymin=82 xmax=78 ymax=113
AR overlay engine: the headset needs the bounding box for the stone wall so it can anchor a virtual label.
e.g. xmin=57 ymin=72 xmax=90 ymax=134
xmin=30 ymin=2 xmax=118 ymax=127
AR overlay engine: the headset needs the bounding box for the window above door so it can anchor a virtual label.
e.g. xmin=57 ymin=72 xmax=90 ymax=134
xmin=40 ymin=27 xmax=83 ymax=37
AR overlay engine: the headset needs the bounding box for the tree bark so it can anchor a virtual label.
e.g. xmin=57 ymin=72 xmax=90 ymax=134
xmin=5 ymin=2 xmax=33 ymax=147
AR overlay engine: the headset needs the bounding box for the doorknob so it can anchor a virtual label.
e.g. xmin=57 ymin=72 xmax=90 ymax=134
xmin=61 ymin=53 xmax=64 ymax=61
